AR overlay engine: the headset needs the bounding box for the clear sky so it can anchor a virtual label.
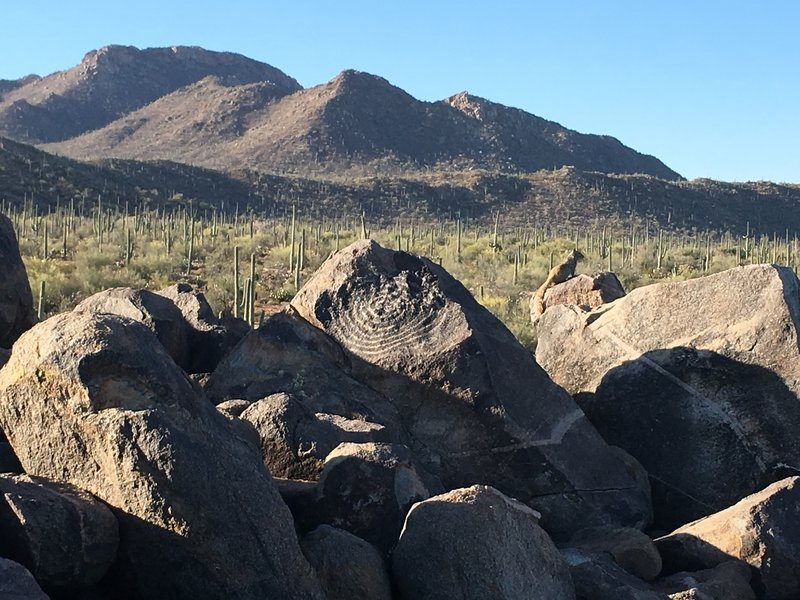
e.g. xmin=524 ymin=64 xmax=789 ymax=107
xmin=1 ymin=1 xmax=798 ymax=183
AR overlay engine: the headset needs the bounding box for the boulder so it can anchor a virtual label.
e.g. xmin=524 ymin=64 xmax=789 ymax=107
xmin=215 ymin=398 xmax=251 ymax=418
xmin=0 ymin=474 xmax=118 ymax=589
xmin=316 ymin=442 xmax=443 ymax=553
xmin=240 ymin=393 xmax=391 ymax=480
xmin=74 ymin=287 xmax=191 ymax=371
xmin=290 ymin=240 xmax=651 ymax=540
xmin=536 ymin=265 xmax=800 ymax=529
xmin=301 ymin=525 xmax=392 ymax=600
xmin=652 ymin=561 xmax=754 ymax=600
xmin=561 ymin=549 xmax=667 ymax=600
xmin=532 ymin=271 xmax=625 ymax=323
xmin=392 ymin=485 xmax=575 ymax=599
xmin=0 ymin=312 xmax=324 ymax=600
xmin=206 ymin=311 xmax=403 ymax=438
xmin=0 ymin=213 xmax=36 ymax=348
xmin=0 ymin=557 xmax=49 ymax=600
xmin=655 ymin=476 xmax=800 ymax=600
xmin=569 ymin=526 xmax=662 ymax=581
xmin=157 ymin=283 xmax=248 ymax=372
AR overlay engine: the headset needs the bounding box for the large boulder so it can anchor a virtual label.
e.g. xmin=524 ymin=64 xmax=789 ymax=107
xmin=0 ymin=213 xmax=36 ymax=348
xmin=0 ymin=312 xmax=324 ymax=600
xmin=290 ymin=240 xmax=651 ymax=540
xmin=655 ymin=476 xmax=800 ymax=600
xmin=157 ymin=283 xmax=248 ymax=373
xmin=532 ymin=271 xmax=625 ymax=324
xmin=0 ymin=474 xmax=118 ymax=589
xmin=392 ymin=485 xmax=575 ymax=600
xmin=74 ymin=287 xmax=191 ymax=371
xmin=0 ymin=557 xmax=49 ymax=600
xmin=536 ymin=265 xmax=800 ymax=529
xmin=301 ymin=525 xmax=393 ymax=600
xmin=240 ymin=392 xmax=391 ymax=480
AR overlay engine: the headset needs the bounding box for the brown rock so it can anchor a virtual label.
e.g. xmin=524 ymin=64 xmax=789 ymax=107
xmin=0 ymin=213 xmax=36 ymax=348
xmin=301 ymin=525 xmax=392 ymax=600
xmin=655 ymin=476 xmax=800 ymax=600
xmin=392 ymin=485 xmax=575 ymax=600
xmin=0 ymin=474 xmax=118 ymax=588
xmin=534 ymin=271 xmax=625 ymax=323
xmin=570 ymin=526 xmax=662 ymax=581
xmin=215 ymin=398 xmax=251 ymax=418
xmin=0 ymin=557 xmax=49 ymax=600
xmin=536 ymin=265 xmax=800 ymax=529
xmin=0 ymin=312 xmax=324 ymax=599
xmin=290 ymin=240 xmax=651 ymax=540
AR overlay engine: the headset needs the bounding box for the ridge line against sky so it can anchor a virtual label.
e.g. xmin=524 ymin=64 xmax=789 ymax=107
xmin=1 ymin=1 xmax=798 ymax=183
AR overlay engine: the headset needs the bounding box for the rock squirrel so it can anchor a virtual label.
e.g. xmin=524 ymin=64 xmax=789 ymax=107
xmin=531 ymin=249 xmax=585 ymax=322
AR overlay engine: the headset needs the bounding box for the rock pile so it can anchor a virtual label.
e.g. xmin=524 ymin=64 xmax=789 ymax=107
xmin=0 ymin=232 xmax=798 ymax=599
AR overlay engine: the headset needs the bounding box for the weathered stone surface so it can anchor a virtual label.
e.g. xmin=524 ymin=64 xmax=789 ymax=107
xmin=157 ymin=283 xmax=248 ymax=373
xmin=0 ymin=474 xmax=118 ymax=588
xmin=240 ymin=393 xmax=391 ymax=480
xmin=317 ymin=442 xmax=442 ymax=553
xmin=655 ymin=476 xmax=800 ymax=600
xmin=653 ymin=561 xmax=754 ymax=600
xmin=290 ymin=240 xmax=651 ymax=540
xmin=301 ymin=525 xmax=392 ymax=600
xmin=392 ymin=485 xmax=575 ymax=600
xmin=0 ymin=557 xmax=49 ymax=600
xmin=570 ymin=526 xmax=662 ymax=581
xmin=536 ymin=265 xmax=800 ymax=529
xmin=206 ymin=311 xmax=403 ymax=437
xmin=74 ymin=287 xmax=191 ymax=371
xmin=0 ymin=213 xmax=36 ymax=348
xmin=561 ymin=549 xmax=667 ymax=600
xmin=215 ymin=398 xmax=251 ymax=418
xmin=0 ymin=312 xmax=323 ymax=599
xmin=533 ymin=271 xmax=625 ymax=324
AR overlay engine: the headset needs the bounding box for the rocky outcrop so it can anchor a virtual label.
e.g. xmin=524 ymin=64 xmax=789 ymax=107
xmin=74 ymin=287 xmax=191 ymax=371
xmin=240 ymin=393 xmax=390 ymax=480
xmin=157 ymin=283 xmax=248 ymax=372
xmin=0 ymin=474 xmax=118 ymax=589
xmin=655 ymin=476 xmax=800 ymax=600
xmin=0 ymin=311 xmax=323 ymax=599
xmin=536 ymin=265 xmax=800 ymax=529
xmin=0 ymin=213 xmax=36 ymax=348
xmin=301 ymin=525 xmax=393 ymax=600
xmin=291 ymin=240 xmax=651 ymax=540
xmin=0 ymin=558 xmax=49 ymax=600
xmin=392 ymin=485 xmax=575 ymax=599
xmin=532 ymin=271 xmax=625 ymax=323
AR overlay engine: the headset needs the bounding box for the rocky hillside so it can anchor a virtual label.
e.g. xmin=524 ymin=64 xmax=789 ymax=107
xmin=0 ymin=45 xmax=300 ymax=143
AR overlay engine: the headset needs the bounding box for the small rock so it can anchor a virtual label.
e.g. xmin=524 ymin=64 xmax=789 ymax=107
xmin=533 ymin=271 xmax=625 ymax=323
xmin=653 ymin=561 xmax=754 ymax=600
xmin=216 ymin=398 xmax=251 ymax=418
xmin=570 ymin=526 xmax=662 ymax=581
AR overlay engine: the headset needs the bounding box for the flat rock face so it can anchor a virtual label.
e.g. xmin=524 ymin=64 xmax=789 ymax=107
xmin=74 ymin=287 xmax=191 ymax=371
xmin=392 ymin=485 xmax=575 ymax=600
xmin=0 ymin=213 xmax=36 ymax=348
xmin=291 ymin=240 xmax=651 ymax=540
xmin=0 ymin=311 xmax=323 ymax=600
xmin=655 ymin=476 xmax=800 ymax=600
xmin=0 ymin=474 xmax=118 ymax=589
xmin=536 ymin=265 xmax=800 ymax=529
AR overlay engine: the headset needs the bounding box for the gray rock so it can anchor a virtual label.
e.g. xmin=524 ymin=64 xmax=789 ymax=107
xmin=570 ymin=526 xmax=662 ymax=581
xmin=0 ymin=312 xmax=324 ymax=600
xmin=240 ymin=393 xmax=391 ymax=480
xmin=653 ymin=561 xmax=754 ymax=600
xmin=0 ymin=557 xmax=49 ymax=600
xmin=656 ymin=476 xmax=799 ymax=600
xmin=215 ymin=398 xmax=251 ymax=418
xmin=532 ymin=271 xmax=625 ymax=324
xmin=536 ymin=265 xmax=800 ymax=530
xmin=291 ymin=240 xmax=651 ymax=541
xmin=317 ymin=442 xmax=443 ymax=554
xmin=0 ymin=474 xmax=118 ymax=588
xmin=74 ymin=287 xmax=191 ymax=371
xmin=0 ymin=213 xmax=36 ymax=348
xmin=301 ymin=525 xmax=392 ymax=600
xmin=561 ymin=549 xmax=667 ymax=600
xmin=392 ymin=485 xmax=575 ymax=600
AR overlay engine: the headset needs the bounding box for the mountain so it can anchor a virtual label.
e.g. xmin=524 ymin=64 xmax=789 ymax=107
xmin=0 ymin=45 xmax=300 ymax=144
xmin=42 ymin=60 xmax=680 ymax=179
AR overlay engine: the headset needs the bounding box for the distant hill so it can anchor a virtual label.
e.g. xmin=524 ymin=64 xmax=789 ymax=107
xmin=0 ymin=45 xmax=300 ymax=144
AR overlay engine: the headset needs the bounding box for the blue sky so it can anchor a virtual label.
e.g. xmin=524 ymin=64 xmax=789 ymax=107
xmin=1 ymin=1 xmax=798 ymax=183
